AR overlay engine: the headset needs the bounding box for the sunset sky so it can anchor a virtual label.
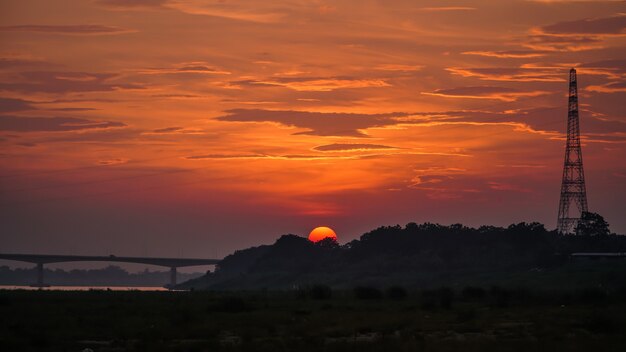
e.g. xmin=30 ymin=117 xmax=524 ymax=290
xmin=1 ymin=0 xmax=625 ymax=261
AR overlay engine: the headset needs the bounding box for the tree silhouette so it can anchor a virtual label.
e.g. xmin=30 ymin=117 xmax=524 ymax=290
xmin=315 ymin=237 xmax=339 ymax=249
xmin=184 ymin=220 xmax=626 ymax=290
xmin=575 ymin=212 xmax=611 ymax=236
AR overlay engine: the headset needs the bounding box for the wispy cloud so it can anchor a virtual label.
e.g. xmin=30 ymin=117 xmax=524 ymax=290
xmin=97 ymin=158 xmax=129 ymax=165
xmin=461 ymin=50 xmax=547 ymax=58
xmin=423 ymin=86 xmax=550 ymax=102
xmin=540 ymin=14 xmax=626 ymax=35
xmin=97 ymin=0 xmax=168 ymax=9
xmin=0 ymin=71 xmax=143 ymax=93
xmin=522 ymin=14 xmax=626 ymax=52
xmin=216 ymin=109 xmax=409 ymax=137
xmin=586 ymin=81 xmax=626 ymax=93
xmin=446 ymin=67 xmax=567 ymax=82
xmin=415 ymin=7 xmax=476 ymax=12
xmin=165 ymin=0 xmax=286 ymax=23
xmin=0 ymin=115 xmax=125 ymax=132
xmin=0 ymin=98 xmax=37 ymax=113
xmin=313 ymin=143 xmax=397 ymax=152
xmin=233 ymin=77 xmax=390 ymax=92
xmin=185 ymin=154 xmax=370 ymax=161
xmin=523 ymin=34 xmax=603 ymax=51
xmin=137 ymin=62 xmax=231 ymax=75
xmin=374 ymin=64 xmax=424 ymax=72
xmin=0 ymin=25 xmax=133 ymax=35
xmin=145 ymin=126 xmax=205 ymax=135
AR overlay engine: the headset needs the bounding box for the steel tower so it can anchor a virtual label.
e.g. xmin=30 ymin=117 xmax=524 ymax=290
xmin=557 ymin=68 xmax=588 ymax=234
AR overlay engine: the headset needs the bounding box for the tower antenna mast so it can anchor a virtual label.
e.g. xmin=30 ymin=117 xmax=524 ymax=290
xmin=557 ymin=68 xmax=588 ymax=234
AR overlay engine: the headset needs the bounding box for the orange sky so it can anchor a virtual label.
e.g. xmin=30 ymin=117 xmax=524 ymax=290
xmin=1 ymin=0 xmax=625 ymax=258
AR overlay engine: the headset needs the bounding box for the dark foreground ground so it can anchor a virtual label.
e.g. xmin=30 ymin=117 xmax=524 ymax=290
xmin=2 ymin=286 xmax=626 ymax=352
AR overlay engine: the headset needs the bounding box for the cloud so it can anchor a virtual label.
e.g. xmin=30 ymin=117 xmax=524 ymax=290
xmin=461 ymin=50 xmax=547 ymax=58
xmin=529 ymin=0 xmax=624 ymax=2
xmin=374 ymin=64 xmax=424 ymax=72
xmin=184 ymin=154 xmax=371 ymax=161
xmin=423 ymin=86 xmax=550 ymax=101
xmin=97 ymin=158 xmax=129 ymax=165
xmin=99 ymin=0 xmax=294 ymax=22
xmin=217 ymin=105 xmax=623 ymax=141
xmin=233 ymin=77 xmax=390 ymax=92
xmin=446 ymin=67 xmax=567 ymax=82
xmin=578 ymin=59 xmax=626 ymax=79
xmin=0 ymin=71 xmax=142 ymax=93
xmin=582 ymin=133 xmax=626 ymax=143
xmin=586 ymin=81 xmax=626 ymax=93
xmin=50 ymin=107 xmax=98 ymax=112
xmin=488 ymin=182 xmax=533 ymax=193
xmin=185 ymin=154 xmax=262 ymax=160
xmin=0 ymin=25 xmax=133 ymax=35
xmin=408 ymin=167 xmax=480 ymax=200
xmin=165 ymin=0 xmax=286 ymax=23
xmin=97 ymin=0 xmax=168 ymax=9
xmin=580 ymin=59 xmax=626 ymax=69
xmin=0 ymin=116 xmax=125 ymax=132
xmin=217 ymin=109 xmax=408 ymax=137
xmin=97 ymin=0 xmax=288 ymax=22
xmin=523 ymin=34 xmax=603 ymax=51
xmin=0 ymin=98 xmax=36 ymax=113
xmin=138 ymin=62 xmax=231 ymax=75
xmin=146 ymin=126 xmax=205 ymax=135
xmin=216 ymin=109 xmax=409 ymax=137
xmin=540 ymin=14 xmax=626 ymax=35
xmin=0 ymin=55 xmax=53 ymax=69
xmin=152 ymin=127 xmax=184 ymax=133
xmin=408 ymin=167 xmax=542 ymax=200
xmin=522 ymin=14 xmax=626 ymax=52
xmin=415 ymin=7 xmax=476 ymax=11
xmin=37 ymin=127 xmax=141 ymax=143
xmin=313 ymin=143 xmax=397 ymax=152
xmin=432 ymin=106 xmax=626 ymax=138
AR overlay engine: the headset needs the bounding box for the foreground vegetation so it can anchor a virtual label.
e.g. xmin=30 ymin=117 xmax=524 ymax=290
xmin=3 ymin=282 xmax=626 ymax=351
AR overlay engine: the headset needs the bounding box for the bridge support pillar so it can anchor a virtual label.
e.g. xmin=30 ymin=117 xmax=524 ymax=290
xmin=169 ymin=267 xmax=177 ymax=288
xmin=31 ymin=263 xmax=48 ymax=287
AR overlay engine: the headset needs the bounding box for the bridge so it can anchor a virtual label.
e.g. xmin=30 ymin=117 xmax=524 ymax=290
xmin=0 ymin=253 xmax=221 ymax=288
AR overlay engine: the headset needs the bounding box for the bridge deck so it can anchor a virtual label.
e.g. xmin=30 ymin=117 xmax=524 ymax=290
xmin=0 ymin=253 xmax=220 ymax=267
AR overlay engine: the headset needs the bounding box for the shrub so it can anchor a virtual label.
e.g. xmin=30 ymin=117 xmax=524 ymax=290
xmin=490 ymin=286 xmax=512 ymax=307
xmin=583 ymin=313 xmax=619 ymax=333
xmin=310 ymin=284 xmax=332 ymax=300
xmin=438 ymin=287 xmax=454 ymax=309
xmin=456 ymin=308 xmax=477 ymax=322
xmin=579 ymin=287 xmax=607 ymax=304
xmin=354 ymin=286 xmax=383 ymax=300
xmin=208 ymin=296 xmax=251 ymax=313
xmin=421 ymin=287 xmax=454 ymax=309
xmin=386 ymin=286 xmax=408 ymax=300
xmin=461 ymin=286 xmax=486 ymax=300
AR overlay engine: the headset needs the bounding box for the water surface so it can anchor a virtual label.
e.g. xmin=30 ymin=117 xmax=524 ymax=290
xmin=0 ymin=285 xmax=169 ymax=291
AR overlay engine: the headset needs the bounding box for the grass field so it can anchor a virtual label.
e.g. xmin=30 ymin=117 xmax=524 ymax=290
xmin=2 ymin=286 xmax=626 ymax=352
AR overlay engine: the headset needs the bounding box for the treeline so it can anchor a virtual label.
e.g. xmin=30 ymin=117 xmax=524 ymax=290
xmin=182 ymin=219 xmax=626 ymax=290
xmin=0 ymin=265 xmax=204 ymax=286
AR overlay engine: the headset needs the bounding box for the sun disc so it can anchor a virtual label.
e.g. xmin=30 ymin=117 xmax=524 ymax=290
xmin=308 ymin=226 xmax=338 ymax=242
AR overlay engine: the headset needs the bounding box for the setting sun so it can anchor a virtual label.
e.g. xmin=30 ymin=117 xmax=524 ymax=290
xmin=308 ymin=227 xmax=338 ymax=243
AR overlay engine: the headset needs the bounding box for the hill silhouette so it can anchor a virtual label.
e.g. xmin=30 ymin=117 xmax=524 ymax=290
xmin=182 ymin=219 xmax=626 ymax=290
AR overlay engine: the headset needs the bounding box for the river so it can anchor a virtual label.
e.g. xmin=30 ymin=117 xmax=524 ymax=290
xmin=0 ymin=285 xmax=170 ymax=291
